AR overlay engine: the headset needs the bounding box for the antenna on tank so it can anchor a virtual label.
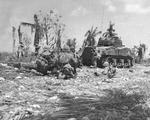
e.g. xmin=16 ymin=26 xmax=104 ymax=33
xmin=101 ymin=0 xmax=113 ymax=31
xmin=100 ymin=0 xmax=105 ymax=31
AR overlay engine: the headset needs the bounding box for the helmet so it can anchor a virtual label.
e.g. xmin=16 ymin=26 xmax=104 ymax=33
xmin=103 ymin=61 xmax=109 ymax=67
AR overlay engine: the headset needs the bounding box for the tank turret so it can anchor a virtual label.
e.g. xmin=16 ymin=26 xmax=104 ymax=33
xmin=98 ymin=22 xmax=122 ymax=47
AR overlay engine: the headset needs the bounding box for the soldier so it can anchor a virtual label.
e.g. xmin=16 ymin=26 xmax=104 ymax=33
xmin=107 ymin=64 xmax=116 ymax=79
xmin=102 ymin=61 xmax=109 ymax=75
xmin=102 ymin=61 xmax=116 ymax=78
xmin=16 ymin=44 xmax=24 ymax=59
xmin=138 ymin=46 xmax=143 ymax=63
xmin=60 ymin=63 xmax=75 ymax=79
xmin=15 ymin=44 xmax=78 ymax=77
xmin=34 ymin=14 xmax=41 ymax=55
xmin=90 ymin=47 xmax=97 ymax=67
xmin=36 ymin=56 xmax=49 ymax=75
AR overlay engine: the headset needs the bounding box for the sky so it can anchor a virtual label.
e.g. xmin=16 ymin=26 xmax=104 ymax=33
xmin=0 ymin=0 xmax=150 ymax=53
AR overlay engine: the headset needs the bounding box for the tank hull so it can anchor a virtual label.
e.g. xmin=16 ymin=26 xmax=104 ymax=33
xmin=81 ymin=46 xmax=133 ymax=68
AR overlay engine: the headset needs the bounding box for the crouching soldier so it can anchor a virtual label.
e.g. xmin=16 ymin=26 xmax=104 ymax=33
xmin=102 ymin=61 xmax=109 ymax=75
xmin=102 ymin=61 xmax=116 ymax=78
xmin=59 ymin=63 xmax=75 ymax=79
xmin=107 ymin=64 xmax=116 ymax=78
xmin=36 ymin=56 xmax=49 ymax=75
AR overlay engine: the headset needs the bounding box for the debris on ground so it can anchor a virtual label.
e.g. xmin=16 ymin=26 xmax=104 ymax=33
xmin=94 ymin=72 xmax=100 ymax=76
xmin=61 ymin=63 xmax=75 ymax=79
xmin=144 ymin=70 xmax=150 ymax=74
xmin=102 ymin=65 xmax=116 ymax=79
xmin=0 ymin=63 xmax=150 ymax=119
xmin=129 ymin=69 xmax=134 ymax=72
xmin=16 ymin=76 xmax=22 ymax=79
xmin=0 ymin=77 xmax=5 ymax=81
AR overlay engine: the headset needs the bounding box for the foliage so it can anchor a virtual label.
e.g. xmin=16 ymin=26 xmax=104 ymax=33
xmin=83 ymin=26 xmax=101 ymax=47
xmin=34 ymin=10 xmax=65 ymax=50
xmin=66 ymin=38 xmax=76 ymax=53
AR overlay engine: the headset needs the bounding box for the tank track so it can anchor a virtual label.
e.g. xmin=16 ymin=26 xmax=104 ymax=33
xmin=97 ymin=55 xmax=133 ymax=68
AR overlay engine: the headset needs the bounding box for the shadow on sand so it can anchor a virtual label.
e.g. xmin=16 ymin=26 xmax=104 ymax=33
xmin=23 ymin=89 xmax=150 ymax=120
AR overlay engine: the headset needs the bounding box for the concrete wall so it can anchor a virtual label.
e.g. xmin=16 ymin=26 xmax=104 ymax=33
xmin=13 ymin=23 xmax=35 ymax=55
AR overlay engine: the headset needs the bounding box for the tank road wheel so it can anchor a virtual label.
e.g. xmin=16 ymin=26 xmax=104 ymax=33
xmin=102 ymin=57 xmax=111 ymax=67
xmin=117 ymin=59 xmax=123 ymax=68
xmin=124 ymin=59 xmax=129 ymax=68
xmin=124 ymin=58 xmax=133 ymax=68
xmin=112 ymin=58 xmax=117 ymax=67
xmin=108 ymin=57 xmax=114 ymax=66
xmin=121 ymin=59 xmax=125 ymax=68
xmin=99 ymin=56 xmax=107 ymax=68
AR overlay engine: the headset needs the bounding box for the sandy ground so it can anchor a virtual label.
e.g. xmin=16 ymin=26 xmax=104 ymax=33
xmin=0 ymin=63 xmax=150 ymax=120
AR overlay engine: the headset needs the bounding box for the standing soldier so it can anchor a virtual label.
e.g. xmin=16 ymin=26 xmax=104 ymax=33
xmin=34 ymin=14 xmax=41 ymax=55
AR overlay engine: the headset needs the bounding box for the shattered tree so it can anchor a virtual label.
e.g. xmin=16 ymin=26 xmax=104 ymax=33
xmin=12 ymin=26 xmax=16 ymax=53
xmin=66 ymin=38 xmax=76 ymax=53
xmin=82 ymin=26 xmax=101 ymax=47
xmin=13 ymin=10 xmax=65 ymax=59
xmin=12 ymin=10 xmax=78 ymax=77
xmin=35 ymin=10 xmax=65 ymax=51
xmin=34 ymin=14 xmax=41 ymax=54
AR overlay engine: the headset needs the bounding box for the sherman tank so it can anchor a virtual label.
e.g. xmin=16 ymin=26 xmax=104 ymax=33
xmin=81 ymin=22 xmax=133 ymax=68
